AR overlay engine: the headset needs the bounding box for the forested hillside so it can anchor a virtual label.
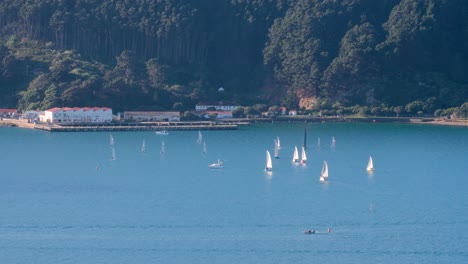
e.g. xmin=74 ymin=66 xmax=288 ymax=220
xmin=0 ymin=0 xmax=467 ymax=115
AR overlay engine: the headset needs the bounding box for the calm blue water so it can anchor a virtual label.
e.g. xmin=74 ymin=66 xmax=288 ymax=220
xmin=1 ymin=123 xmax=467 ymax=263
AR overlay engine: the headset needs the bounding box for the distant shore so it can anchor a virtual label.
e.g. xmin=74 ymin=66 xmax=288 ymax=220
xmin=247 ymin=116 xmax=468 ymax=127
xmin=0 ymin=116 xmax=467 ymax=132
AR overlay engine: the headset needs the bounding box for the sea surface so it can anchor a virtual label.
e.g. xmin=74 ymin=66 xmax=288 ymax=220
xmin=0 ymin=122 xmax=467 ymax=263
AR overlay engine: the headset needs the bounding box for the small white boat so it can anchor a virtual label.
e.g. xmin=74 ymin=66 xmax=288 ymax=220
xmin=292 ymin=146 xmax=300 ymax=163
xmin=366 ymin=156 xmax=374 ymax=171
xmin=209 ymin=159 xmax=223 ymax=169
xmin=155 ymin=130 xmax=169 ymax=135
xmin=197 ymin=131 xmax=203 ymax=144
xmin=301 ymin=146 xmax=307 ymax=164
xmin=160 ymin=141 xmax=166 ymax=154
xmin=265 ymin=150 xmax=273 ymax=171
xmin=319 ymin=161 xmax=328 ymax=182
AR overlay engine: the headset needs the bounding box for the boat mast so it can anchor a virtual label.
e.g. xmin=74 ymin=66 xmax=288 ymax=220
xmin=303 ymin=128 xmax=307 ymax=149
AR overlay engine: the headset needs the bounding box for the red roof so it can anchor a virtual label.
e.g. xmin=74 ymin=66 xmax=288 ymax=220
xmin=46 ymin=107 xmax=62 ymax=112
xmin=46 ymin=107 xmax=112 ymax=112
xmin=0 ymin=109 xmax=17 ymax=113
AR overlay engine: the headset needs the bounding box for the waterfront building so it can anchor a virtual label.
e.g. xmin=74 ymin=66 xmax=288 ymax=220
xmin=39 ymin=107 xmax=112 ymax=123
xmin=200 ymin=110 xmax=233 ymax=119
xmin=0 ymin=109 xmax=18 ymax=117
xmin=195 ymin=103 xmax=241 ymax=112
xmin=123 ymin=111 xmax=181 ymax=121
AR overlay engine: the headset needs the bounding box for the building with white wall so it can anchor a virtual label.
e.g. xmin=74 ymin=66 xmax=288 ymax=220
xmin=195 ymin=103 xmax=241 ymax=112
xmin=123 ymin=111 xmax=180 ymax=121
xmin=40 ymin=107 xmax=113 ymax=123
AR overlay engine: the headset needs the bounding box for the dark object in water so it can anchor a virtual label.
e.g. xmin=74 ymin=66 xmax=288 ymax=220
xmin=304 ymin=229 xmax=315 ymax=234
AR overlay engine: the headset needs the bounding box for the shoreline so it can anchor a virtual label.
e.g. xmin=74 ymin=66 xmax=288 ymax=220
xmin=247 ymin=116 xmax=468 ymax=127
xmin=1 ymin=116 xmax=467 ymax=132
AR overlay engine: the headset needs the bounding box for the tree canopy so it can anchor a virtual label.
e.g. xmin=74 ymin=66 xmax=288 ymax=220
xmin=0 ymin=0 xmax=466 ymax=112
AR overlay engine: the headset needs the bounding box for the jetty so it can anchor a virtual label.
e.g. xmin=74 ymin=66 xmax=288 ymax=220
xmin=0 ymin=119 xmax=248 ymax=132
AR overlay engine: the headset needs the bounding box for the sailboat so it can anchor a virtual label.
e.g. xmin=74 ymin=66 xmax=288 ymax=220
xmin=320 ymin=161 xmax=328 ymax=182
xmin=209 ymin=159 xmax=223 ymax=169
xmin=274 ymin=144 xmax=280 ymax=159
xmin=274 ymin=136 xmax=281 ymax=149
xmin=317 ymin=137 xmax=321 ymax=150
xmin=203 ymin=141 xmax=207 ymax=155
xmin=292 ymin=146 xmax=300 ymax=163
xmin=301 ymin=146 xmax=307 ymax=164
xmin=109 ymin=135 xmax=115 ymax=146
xmin=331 ymin=136 xmax=336 ymax=148
xmin=265 ymin=150 xmax=273 ymax=171
xmin=303 ymin=128 xmax=307 ymax=149
xmin=141 ymin=139 xmax=146 ymax=153
xmin=111 ymin=147 xmax=116 ymax=161
xmin=160 ymin=141 xmax=166 ymax=154
xmin=366 ymin=156 xmax=374 ymax=171
xmin=197 ymin=131 xmax=203 ymax=144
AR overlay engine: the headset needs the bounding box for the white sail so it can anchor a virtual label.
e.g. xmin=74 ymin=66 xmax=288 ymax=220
xmin=161 ymin=141 xmax=166 ymax=154
xmin=197 ymin=131 xmax=203 ymax=144
xmin=203 ymin=141 xmax=207 ymax=154
xmin=265 ymin=150 xmax=273 ymax=171
xmin=276 ymin=136 xmax=281 ymax=149
xmin=331 ymin=136 xmax=336 ymax=148
xmin=317 ymin=137 xmax=321 ymax=149
xmin=110 ymin=135 xmax=114 ymax=146
xmin=301 ymin=146 xmax=307 ymax=163
xmin=320 ymin=161 xmax=328 ymax=182
xmin=292 ymin=146 xmax=299 ymax=162
xmin=141 ymin=140 xmax=146 ymax=153
xmin=367 ymin=156 xmax=374 ymax=171
xmin=274 ymin=144 xmax=279 ymax=159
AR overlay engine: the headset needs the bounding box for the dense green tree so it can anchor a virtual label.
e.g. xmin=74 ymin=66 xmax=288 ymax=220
xmin=0 ymin=0 xmax=467 ymax=113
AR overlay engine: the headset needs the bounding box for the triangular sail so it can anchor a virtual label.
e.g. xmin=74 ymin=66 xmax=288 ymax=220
xmin=274 ymin=144 xmax=279 ymax=159
xmin=367 ymin=156 xmax=374 ymax=171
xmin=265 ymin=150 xmax=273 ymax=171
xmin=321 ymin=161 xmax=328 ymax=178
xmin=331 ymin=136 xmax=336 ymax=148
xmin=197 ymin=131 xmax=203 ymax=144
xmin=141 ymin=140 xmax=146 ymax=153
xmin=320 ymin=161 xmax=328 ymax=182
xmin=276 ymin=136 xmax=281 ymax=149
xmin=203 ymin=141 xmax=207 ymax=154
xmin=317 ymin=137 xmax=321 ymax=149
xmin=293 ymin=146 xmax=299 ymax=162
xmin=301 ymin=146 xmax=307 ymax=163
xmin=110 ymin=135 xmax=114 ymax=146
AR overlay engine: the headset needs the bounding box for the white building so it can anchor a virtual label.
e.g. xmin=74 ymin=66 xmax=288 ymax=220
xmin=201 ymin=111 xmax=233 ymax=119
xmin=40 ymin=107 xmax=113 ymax=123
xmin=123 ymin=111 xmax=180 ymax=121
xmin=195 ymin=103 xmax=241 ymax=111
